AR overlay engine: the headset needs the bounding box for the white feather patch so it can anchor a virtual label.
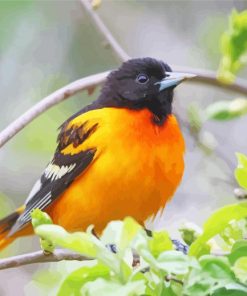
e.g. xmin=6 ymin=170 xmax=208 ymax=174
xmin=44 ymin=162 xmax=76 ymax=181
xmin=25 ymin=179 xmax=42 ymax=205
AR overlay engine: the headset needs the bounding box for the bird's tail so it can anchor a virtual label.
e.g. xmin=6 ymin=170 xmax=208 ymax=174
xmin=0 ymin=206 xmax=24 ymax=251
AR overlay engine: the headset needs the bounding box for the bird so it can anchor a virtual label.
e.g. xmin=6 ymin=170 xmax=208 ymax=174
xmin=0 ymin=57 xmax=195 ymax=251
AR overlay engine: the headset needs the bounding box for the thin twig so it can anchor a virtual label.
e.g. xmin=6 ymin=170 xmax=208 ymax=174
xmin=0 ymin=71 xmax=109 ymax=148
xmin=165 ymin=275 xmax=184 ymax=286
xmin=80 ymin=0 xmax=130 ymax=62
xmin=0 ymin=249 xmax=92 ymax=270
xmin=0 ymin=242 xmax=231 ymax=271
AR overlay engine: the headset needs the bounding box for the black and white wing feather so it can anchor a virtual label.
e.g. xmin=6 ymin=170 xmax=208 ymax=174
xmin=9 ymin=119 xmax=98 ymax=236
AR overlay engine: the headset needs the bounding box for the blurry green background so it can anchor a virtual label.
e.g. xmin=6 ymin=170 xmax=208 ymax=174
xmin=0 ymin=0 xmax=246 ymax=295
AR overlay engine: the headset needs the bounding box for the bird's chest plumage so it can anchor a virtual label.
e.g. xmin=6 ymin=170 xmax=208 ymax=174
xmin=102 ymin=110 xmax=183 ymax=183
xmin=99 ymin=109 xmax=185 ymax=207
xmin=50 ymin=108 xmax=185 ymax=231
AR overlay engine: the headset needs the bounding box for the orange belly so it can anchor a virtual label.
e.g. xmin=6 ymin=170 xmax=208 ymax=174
xmin=48 ymin=108 xmax=185 ymax=233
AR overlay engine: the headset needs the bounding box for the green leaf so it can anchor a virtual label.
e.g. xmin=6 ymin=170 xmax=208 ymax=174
xmin=199 ymin=256 xmax=233 ymax=279
xmin=148 ymin=230 xmax=173 ymax=258
xmin=224 ymin=283 xmax=247 ymax=293
xmin=184 ymin=255 xmax=237 ymax=296
xmin=100 ymin=220 xmax=122 ymax=247
xmin=31 ymin=209 xmax=55 ymax=253
xmin=131 ymin=230 xmax=156 ymax=266
xmin=235 ymin=153 xmax=247 ymax=190
xmin=162 ymin=283 xmax=183 ymax=296
xmin=232 ymin=257 xmax=247 ymax=284
xmin=81 ymin=278 xmax=146 ymax=296
xmin=189 ymin=202 xmax=247 ymax=257
xmin=179 ymin=222 xmax=202 ymax=246
xmin=31 ymin=208 xmax=53 ymax=228
xmin=100 ymin=218 xmax=142 ymax=282
xmin=213 ymin=287 xmax=247 ymax=296
xmin=39 ymin=237 xmax=55 ymax=254
xmin=220 ymin=219 xmax=247 ymax=247
xmin=35 ymin=224 xmax=97 ymax=257
xmin=229 ymin=240 xmax=247 ymax=264
xmin=101 ymin=217 xmax=142 ymax=255
xmin=236 ymin=153 xmax=247 ymax=167
xmin=206 ymin=99 xmax=247 ymax=121
xmin=157 ymin=251 xmax=191 ymax=275
xmin=37 ymin=223 xmax=124 ymax=275
xmin=119 ymin=217 xmax=142 ymax=255
xmin=218 ymin=10 xmax=247 ymax=83
xmin=58 ymin=263 xmax=110 ymax=296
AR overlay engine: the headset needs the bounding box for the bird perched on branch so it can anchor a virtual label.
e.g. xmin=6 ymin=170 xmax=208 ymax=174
xmin=0 ymin=57 xmax=195 ymax=250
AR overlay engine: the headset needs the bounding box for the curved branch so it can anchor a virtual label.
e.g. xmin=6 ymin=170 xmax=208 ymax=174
xmin=0 ymin=249 xmax=92 ymax=270
xmin=80 ymin=0 xmax=130 ymax=62
xmin=0 ymin=67 xmax=247 ymax=149
xmin=0 ymin=1 xmax=246 ymax=149
xmin=80 ymin=0 xmax=247 ymax=96
xmin=0 ymin=71 xmax=109 ymax=148
xmin=172 ymin=65 xmax=247 ymax=95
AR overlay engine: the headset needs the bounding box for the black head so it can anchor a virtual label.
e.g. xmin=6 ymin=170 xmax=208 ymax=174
xmin=97 ymin=57 xmax=195 ymax=125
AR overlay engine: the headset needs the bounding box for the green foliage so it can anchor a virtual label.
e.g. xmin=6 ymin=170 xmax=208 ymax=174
xmin=184 ymin=255 xmax=247 ymax=296
xmin=235 ymin=153 xmax=247 ymax=190
xmin=32 ymin=205 xmax=247 ymax=296
xmin=188 ymin=153 xmax=247 ymax=259
xmin=81 ymin=278 xmax=145 ymax=296
xmin=220 ymin=219 xmax=247 ymax=247
xmin=232 ymin=257 xmax=247 ymax=284
xmin=218 ymin=9 xmax=247 ymax=83
xmin=179 ymin=222 xmax=202 ymax=246
xmin=206 ymin=98 xmax=247 ymax=121
xmin=204 ymin=10 xmax=247 ymax=127
xmin=229 ymin=240 xmax=247 ymax=264
xmin=31 ymin=208 xmax=53 ymax=228
xmin=189 ymin=202 xmax=247 ymax=257
xmin=148 ymin=230 xmax=173 ymax=257
xmin=58 ymin=263 xmax=111 ymax=296
xmin=31 ymin=209 xmax=55 ymax=253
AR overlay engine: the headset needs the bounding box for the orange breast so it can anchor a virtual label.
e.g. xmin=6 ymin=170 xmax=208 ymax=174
xmin=48 ymin=108 xmax=185 ymax=232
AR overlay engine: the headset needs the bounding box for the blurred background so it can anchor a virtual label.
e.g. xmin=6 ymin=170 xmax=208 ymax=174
xmin=0 ymin=0 xmax=246 ymax=295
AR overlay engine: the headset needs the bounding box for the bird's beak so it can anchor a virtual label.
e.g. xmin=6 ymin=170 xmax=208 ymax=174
xmin=155 ymin=72 xmax=196 ymax=92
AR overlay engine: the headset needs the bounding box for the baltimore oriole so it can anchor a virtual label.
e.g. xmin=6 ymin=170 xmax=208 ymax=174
xmin=0 ymin=58 xmax=195 ymax=250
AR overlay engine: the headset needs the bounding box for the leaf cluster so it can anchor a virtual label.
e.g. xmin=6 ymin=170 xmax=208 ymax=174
xmin=218 ymin=10 xmax=247 ymax=83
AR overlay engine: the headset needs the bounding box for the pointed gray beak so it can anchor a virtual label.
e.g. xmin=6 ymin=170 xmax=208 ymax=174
xmin=155 ymin=72 xmax=196 ymax=91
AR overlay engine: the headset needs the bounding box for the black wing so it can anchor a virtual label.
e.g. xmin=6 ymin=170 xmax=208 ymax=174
xmin=9 ymin=120 xmax=98 ymax=236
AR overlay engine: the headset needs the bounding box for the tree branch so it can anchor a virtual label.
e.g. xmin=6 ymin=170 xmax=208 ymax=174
xmin=80 ymin=0 xmax=247 ymax=96
xmin=165 ymin=275 xmax=184 ymax=286
xmin=172 ymin=65 xmax=247 ymax=96
xmin=80 ymin=0 xmax=130 ymax=62
xmin=0 ymin=0 xmax=247 ymax=149
xmin=0 ymin=249 xmax=92 ymax=270
xmin=0 ymin=71 xmax=109 ymax=148
xmin=1 ymin=68 xmax=246 ymax=150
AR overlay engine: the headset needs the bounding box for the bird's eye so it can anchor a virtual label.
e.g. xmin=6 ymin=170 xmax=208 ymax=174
xmin=136 ymin=73 xmax=149 ymax=84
